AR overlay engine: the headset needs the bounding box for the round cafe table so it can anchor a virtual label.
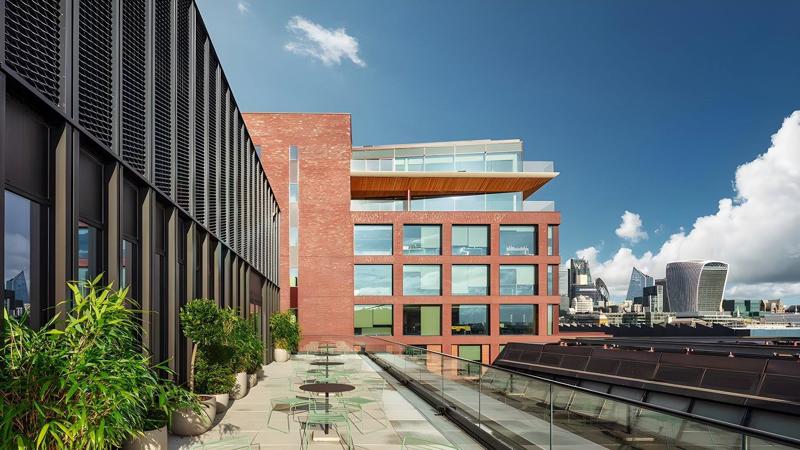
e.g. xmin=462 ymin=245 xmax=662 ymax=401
xmin=311 ymin=360 xmax=344 ymax=377
xmin=300 ymin=383 xmax=355 ymax=439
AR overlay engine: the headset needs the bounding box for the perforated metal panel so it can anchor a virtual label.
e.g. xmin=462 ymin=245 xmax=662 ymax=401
xmin=5 ymin=0 xmax=62 ymax=105
xmin=153 ymin=0 xmax=173 ymax=195
xmin=78 ymin=0 xmax=114 ymax=147
xmin=194 ymin=23 xmax=207 ymax=223
xmin=175 ymin=0 xmax=191 ymax=211
xmin=207 ymin=58 xmax=219 ymax=235
xmin=121 ymin=0 xmax=147 ymax=176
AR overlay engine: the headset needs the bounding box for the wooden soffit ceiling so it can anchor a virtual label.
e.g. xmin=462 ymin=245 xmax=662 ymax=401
xmin=350 ymin=171 xmax=558 ymax=199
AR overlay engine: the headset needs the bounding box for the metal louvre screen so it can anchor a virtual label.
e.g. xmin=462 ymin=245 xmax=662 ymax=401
xmin=78 ymin=0 xmax=114 ymax=148
xmin=153 ymin=0 xmax=173 ymax=195
xmin=227 ymin=101 xmax=235 ymax=246
xmin=207 ymin=58 xmax=219 ymax=235
xmin=219 ymin=88 xmax=229 ymax=244
xmin=4 ymin=0 xmax=62 ymax=106
xmin=194 ymin=22 xmax=208 ymax=224
xmin=121 ymin=0 xmax=147 ymax=176
xmin=234 ymin=119 xmax=242 ymax=255
xmin=175 ymin=0 xmax=191 ymax=211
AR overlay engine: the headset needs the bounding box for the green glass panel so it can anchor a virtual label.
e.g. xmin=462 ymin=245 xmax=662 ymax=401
xmin=420 ymin=306 xmax=441 ymax=336
xmin=354 ymin=308 xmax=373 ymax=328
xmin=373 ymin=306 xmax=392 ymax=325
xmin=459 ymin=345 xmax=481 ymax=362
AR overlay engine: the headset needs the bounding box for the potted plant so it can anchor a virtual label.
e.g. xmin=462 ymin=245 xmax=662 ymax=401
xmin=269 ymin=310 xmax=300 ymax=363
xmin=0 ymin=278 xmax=198 ymax=448
xmin=128 ymin=381 xmax=201 ymax=449
xmin=177 ymin=299 xmax=228 ymax=433
xmin=194 ymin=349 xmax=236 ymax=413
xmin=245 ymin=316 xmax=264 ymax=388
xmin=225 ymin=309 xmax=251 ymax=399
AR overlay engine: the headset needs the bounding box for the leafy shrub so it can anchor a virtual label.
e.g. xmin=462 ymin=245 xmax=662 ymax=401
xmin=269 ymin=310 xmax=301 ymax=352
xmin=0 ymin=278 xmax=199 ymax=449
xmin=194 ymin=350 xmax=236 ymax=395
xmin=179 ymin=299 xmax=226 ymax=391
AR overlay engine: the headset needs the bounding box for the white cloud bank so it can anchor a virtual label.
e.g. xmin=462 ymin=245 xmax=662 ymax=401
xmin=615 ymin=210 xmax=648 ymax=243
xmin=236 ymin=1 xmax=249 ymax=14
xmin=578 ymin=111 xmax=800 ymax=300
xmin=284 ymin=16 xmax=366 ymax=67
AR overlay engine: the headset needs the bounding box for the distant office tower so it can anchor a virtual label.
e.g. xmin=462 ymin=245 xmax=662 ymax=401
xmin=571 ymin=295 xmax=593 ymax=314
xmin=626 ymin=267 xmax=654 ymax=301
xmin=666 ymin=261 xmax=729 ymax=313
xmin=655 ymin=278 xmax=669 ymax=312
xmin=4 ymin=270 xmax=28 ymax=318
xmin=595 ymin=278 xmax=610 ymax=310
xmin=567 ymin=258 xmax=592 ymax=300
xmin=559 ymin=266 xmax=570 ymax=312
xmin=642 ymin=285 xmax=663 ymax=313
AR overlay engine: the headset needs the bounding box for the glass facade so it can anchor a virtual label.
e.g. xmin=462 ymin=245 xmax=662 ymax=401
xmin=547 ymin=225 xmax=555 ymax=256
xmin=452 ymin=225 xmax=489 ymax=256
xmin=500 ymin=304 xmax=536 ymax=335
xmin=351 ymin=141 xmax=527 ymax=173
xmin=354 ymin=304 xmax=393 ymax=335
xmin=289 ymin=145 xmax=299 ymax=283
xmin=500 ymin=225 xmax=536 ymax=256
xmin=354 ymin=224 xmax=393 ymax=255
xmin=403 ymin=305 xmax=441 ymax=336
xmin=403 ymin=225 xmax=441 ymax=255
xmin=451 ymin=304 xmax=489 ymax=335
xmin=403 ymin=265 xmax=441 ymax=296
xmin=451 ymin=265 xmax=489 ymax=296
xmin=354 ymin=265 xmax=393 ymax=296
xmin=351 ymin=193 xmax=527 ymax=212
xmin=500 ymin=265 xmax=537 ymax=295
xmin=547 ymin=304 xmax=556 ymax=335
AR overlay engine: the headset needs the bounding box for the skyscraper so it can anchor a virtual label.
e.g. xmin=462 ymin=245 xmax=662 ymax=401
xmin=626 ymin=267 xmax=654 ymax=301
xmin=666 ymin=261 xmax=729 ymax=313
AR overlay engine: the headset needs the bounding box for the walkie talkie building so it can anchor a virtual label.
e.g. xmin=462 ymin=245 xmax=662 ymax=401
xmin=0 ymin=0 xmax=281 ymax=381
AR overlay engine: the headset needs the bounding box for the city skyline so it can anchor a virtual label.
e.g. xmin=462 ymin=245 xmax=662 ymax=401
xmin=196 ymin=0 xmax=800 ymax=302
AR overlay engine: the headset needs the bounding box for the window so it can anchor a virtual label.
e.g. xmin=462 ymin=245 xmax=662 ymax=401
xmin=500 ymin=304 xmax=536 ymax=335
xmin=403 ymin=305 xmax=441 ymax=336
xmin=547 ymin=304 xmax=556 ymax=336
xmin=500 ymin=265 xmax=537 ymax=295
xmin=547 ymin=265 xmax=556 ymax=296
xmin=403 ymin=265 xmax=441 ymax=296
xmin=458 ymin=345 xmax=482 ymax=362
xmin=403 ymin=225 xmax=440 ymax=255
xmin=354 ymin=265 xmax=392 ymax=296
xmin=451 ymin=265 xmax=488 ymax=296
xmin=120 ymin=180 xmax=140 ymax=301
xmin=547 ymin=225 xmax=555 ymax=256
xmin=78 ymin=222 xmax=100 ymax=286
xmin=452 ymin=225 xmax=488 ymax=256
xmin=354 ymin=224 xmax=393 ymax=255
xmin=3 ymin=191 xmax=44 ymax=327
xmin=354 ymin=304 xmax=393 ymax=335
xmin=452 ymin=305 xmax=488 ymax=335
xmin=500 ymin=225 xmax=536 ymax=255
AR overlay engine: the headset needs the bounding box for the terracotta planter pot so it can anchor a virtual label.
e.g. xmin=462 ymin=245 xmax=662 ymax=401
xmin=247 ymin=372 xmax=257 ymax=388
xmin=231 ymin=372 xmax=249 ymax=399
xmin=170 ymin=395 xmax=216 ymax=436
xmin=274 ymin=348 xmax=290 ymax=362
xmin=123 ymin=425 xmax=167 ymax=450
xmin=207 ymin=392 xmax=230 ymax=413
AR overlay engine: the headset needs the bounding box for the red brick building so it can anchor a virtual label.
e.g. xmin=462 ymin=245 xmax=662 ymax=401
xmin=244 ymin=113 xmax=561 ymax=363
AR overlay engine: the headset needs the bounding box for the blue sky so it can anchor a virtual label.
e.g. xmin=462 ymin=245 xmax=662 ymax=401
xmin=197 ymin=0 xmax=800 ymax=300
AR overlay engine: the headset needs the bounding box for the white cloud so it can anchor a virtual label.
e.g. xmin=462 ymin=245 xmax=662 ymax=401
xmin=579 ymin=111 xmax=800 ymax=301
xmin=284 ymin=16 xmax=366 ymax=67
xmin=236 ymin=1 xmax=249 ymax=14
xmin=615 ymin=210 xmax=648 ymax=243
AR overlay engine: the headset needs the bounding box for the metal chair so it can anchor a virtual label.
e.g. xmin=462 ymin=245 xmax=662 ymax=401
xmin=300 ymin=399 xmax=354 ymax=450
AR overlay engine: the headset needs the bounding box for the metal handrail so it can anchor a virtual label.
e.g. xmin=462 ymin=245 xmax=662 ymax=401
xmin=364 ymin=335 xmax=800 ymax=448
